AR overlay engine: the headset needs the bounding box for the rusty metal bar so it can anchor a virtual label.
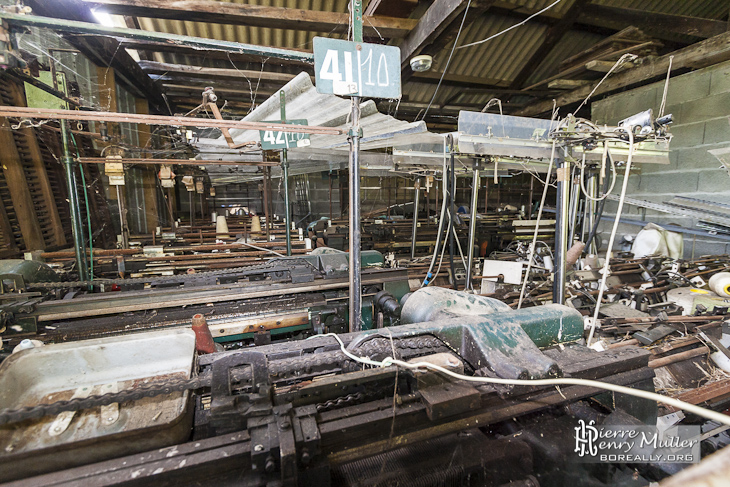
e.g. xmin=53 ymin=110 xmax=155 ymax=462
xmin=77 ymin=157 xmax=276 ymax=166
xmin=0 ymin=106 xmax=345 ymax=135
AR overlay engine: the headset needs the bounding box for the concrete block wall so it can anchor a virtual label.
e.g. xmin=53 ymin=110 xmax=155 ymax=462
xmin=591 ymin=60 xmax=730 ymax=257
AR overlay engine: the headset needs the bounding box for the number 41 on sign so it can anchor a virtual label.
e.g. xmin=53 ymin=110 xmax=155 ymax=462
xmin=314 ymin=37 xmax=401 ymax=99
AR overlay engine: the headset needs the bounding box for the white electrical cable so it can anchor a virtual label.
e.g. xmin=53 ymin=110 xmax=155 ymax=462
xmin=586 ymin=129 xmax=635 ymax=346
xmin=517 ymin=140 xmax=556 ymax=309
xmin=448 ymin=213 xmax=469 ymax=281
xmin=458 ymin=0 xmax=564 ymax=50
xmin=579 ymin=148 xmax=616 ymax=202
xmin=312 ymin=332 xmax=730 ymax=427
xmin=421 ymin=137 xmax=450 ymax=287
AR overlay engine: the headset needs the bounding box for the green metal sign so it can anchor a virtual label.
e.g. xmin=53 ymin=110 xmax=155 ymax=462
xmin=313 ymin=37 xmax=401 ymax=99
xmin=259 ymin=119 xmax=310 ymax=150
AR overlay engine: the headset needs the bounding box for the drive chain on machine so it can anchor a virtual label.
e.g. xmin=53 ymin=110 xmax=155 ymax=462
xmin=0 ymin=375 xmax=208 ymax=426
xmin=27 ymin=258 xmax=323 ymax=290
xmin=0 ymin=337 xmax=446 ymax=425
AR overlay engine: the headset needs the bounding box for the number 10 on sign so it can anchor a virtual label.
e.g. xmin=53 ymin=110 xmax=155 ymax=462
xmin=313 ymin=37 xmax=401 ymax=99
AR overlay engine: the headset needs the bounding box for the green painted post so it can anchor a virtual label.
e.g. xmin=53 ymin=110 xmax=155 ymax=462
xmin=280 ymin=90 xmax=292 ymax=256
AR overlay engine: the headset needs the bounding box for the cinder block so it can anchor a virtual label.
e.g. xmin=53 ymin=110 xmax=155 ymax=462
xmin=709 ymin=61 xmax=730 ymax=95
xmin=665 ymin=71 xmax=711 ymax=105
xmin=673 ymin=146 xmax=728 ymax=170
xmin=638 ymin=171 xmax=698 ymax=193
xmin=703 ymin=117 xmax=730 ymax=144
xmin=600 ymin=87 xmax=658 ymax=125
xmin=680 ymin=92 xmax=730 ymax=121
xmin=697 ymin=170 xmax=730 ymax=192
xmin=669 ymin=122 xmax=705 ymax=148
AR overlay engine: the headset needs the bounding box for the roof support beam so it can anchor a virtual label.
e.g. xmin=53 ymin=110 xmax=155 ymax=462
xmin=516 ymin=30 xmax=730 ymax=117
xmin=82 ymin=0 xmax=417 ymax=38
xmin=399 ymin=0 xmax=473 ymax=66
xmin=579 ymin=5 xmax=728 ymax=40
xmin=0 ymin=11 xmax=313 ymax=63
xmin=138 ymin=60 xmax=303 ymax=83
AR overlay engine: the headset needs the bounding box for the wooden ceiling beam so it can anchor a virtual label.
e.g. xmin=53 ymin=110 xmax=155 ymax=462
xmin=117 ymin=40 xmax=313 ymax=68
xmin=579 ymin=5 xmax=728 ymax=40
xmin=83 ymin=0 xmax=417 ymax=38
xmin=399 ymin=0 xmax=479 ymax=67
xmin=516 ymin=30 xmax=730 ymax=117
xmin=139 ymin=60 xmax=307 ymax=83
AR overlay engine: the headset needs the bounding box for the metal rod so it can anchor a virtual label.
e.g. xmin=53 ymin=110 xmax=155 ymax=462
xmin=263 ymin=167 xmax=271 ymax=241
xmin=280 ymin=91 xmax=292 ymax=256
xmin=0 ymin=12 xmax=313 ymax=63
xmin=0 ymin=106 xmax=343 ymax=135
xmin=61 ymin=121 xmax=88 ymax=281
xmin=78 ymin=158 xmax=273 ymax=166
xmin=189 ymin=189 xmax=195 ymax=228
xmin=410 ymin=179 xmax=420 ymax=259
xmin=348 ymin=0 xmax=363 ymax=333
xmin=586 ymin=170 xmax=597 ymax=254
xmin=465 ymin=160 xmax=481 ymax=291
xmin=448 ymin=138 xmax=456 ymax=289
xmin=348 ymin=97 xmax=362 ymax=332
xmin=116 ymin=185 xmax=129 ymax=249
xmin=553 ymin=156 xmax=570 ymax=304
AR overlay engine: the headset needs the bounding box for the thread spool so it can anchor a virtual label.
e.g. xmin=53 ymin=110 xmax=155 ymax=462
xmin=709 ymin=272 xmax=730 ymax=298
xmin=216 ymin=215 xmax=229 ymax=239
xmin=250 ymin=215 xmax=261 ymax=233
xmin=191 ymin=314 xmax=217 ymax=354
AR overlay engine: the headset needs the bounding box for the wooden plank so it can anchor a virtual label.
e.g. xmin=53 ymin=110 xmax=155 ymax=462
xmin=667 ymin=377 xmax=730 ymax=411
xmin=585 ymin=59 xmax=629 ymax=72
xmin=0 ymin=192 xmax=18 ymax=252
xmin=399 ymin=0 xmax=471 ymax=66
xmin=548 ymin=79 xmax=590 ymax=90
xmin=517 ymin=30 xmax=730 ymax=116
xmin=83 ymin=0 xmax=416 ymax=38
xmin=0 ymin=117 xmax=45 ymax=251
xmin=486 ymin=1 xmax=712 ymax=44
xmin=25 ymin=0 xmax=169 ymax=113
xmin=580 ymin=5 xmax=728 ymax=40
xmin=117 ymin=40 xmax=311 ymax=68
xmin=138 ymin=61 xmax=303 ymax=84
xmin=11 ymin=82 xmax=67 ymax=246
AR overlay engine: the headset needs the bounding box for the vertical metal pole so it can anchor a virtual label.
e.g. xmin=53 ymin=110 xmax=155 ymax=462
xmin=189 ymin=189 xmax=194 ymax=228
xmin=348 ymin=0 xmax=363 ymax=332
xmin=448 ymin=139 xmax=456 ymax=289
xmin=586 ymin=170 xmax=597 ymax=254
xmin=61 ymin=121 xmax=88 ymax=281
xmin=262 ymin=166 xmax=271 ymax=241
xmin=166 ymin=188 xmax=174 ymax=229
xmin=410 ymin=179 xmax=420 ymax=259
xmin=553 ymin=156 xmax=570 ymax=304
xmin=465 ymin=159 xmax=480 ymax=291
xmin=280 ymin=90 xmax=292 ymax=256
xmin=117 ymin=185 xmax=129 ymax=249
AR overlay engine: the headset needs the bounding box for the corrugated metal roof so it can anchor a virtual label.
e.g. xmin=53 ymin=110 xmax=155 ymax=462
xmin=137 ymin=0 xmax=350 ymax=52
xmin=593 ymin=0 xmax=728 ymax=18
xmin=197 ymin=72 xmax=440 ymax=185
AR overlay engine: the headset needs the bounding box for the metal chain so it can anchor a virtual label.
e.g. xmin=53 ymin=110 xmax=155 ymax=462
xmin=28 ymin=258 xmax=322 ymax=289
xmin=0 ymin=375 xmax=209 ymax=426
xmin=0 ymin=337 xmax=446 ymax=425
xmin=316 ymin=392 xmax=365 ymax=412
